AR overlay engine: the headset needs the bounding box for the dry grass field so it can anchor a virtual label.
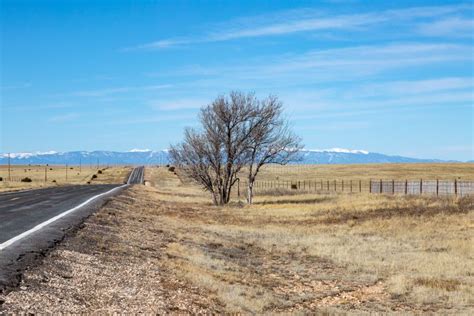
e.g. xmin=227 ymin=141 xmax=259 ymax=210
xmin=3 ymin=164 xmax=472 ymax=313
xmin=252 ymin=163 xmax=474 ymax=182
xmin=0 ymin=165 xmax=131 ymax=192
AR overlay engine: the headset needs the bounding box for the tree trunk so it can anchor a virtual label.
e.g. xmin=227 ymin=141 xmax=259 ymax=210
xmin=247 ymin=180 xmax=254 ymax=204
xmin=211 ymin=193 xmax=217 ymax=205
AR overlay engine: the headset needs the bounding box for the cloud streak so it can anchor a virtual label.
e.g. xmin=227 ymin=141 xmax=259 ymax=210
xmin=125 ymin=4 xmax=472 ymax=50
xmin=418 ymin=17 xmax=474 ymax=37
xmin=70 ymin=84 xmax=172 ymax=97
xmin=48 ymin=113 xmax=80 ymax=123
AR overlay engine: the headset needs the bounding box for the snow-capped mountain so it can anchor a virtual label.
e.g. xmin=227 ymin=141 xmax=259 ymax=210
xmin=298 ymin=149 xmax=446 ymax=164
xmin=0 ymin=150 xmax=169 ymax=165
xmin=0 ymin=148 xmax=457 ymax=165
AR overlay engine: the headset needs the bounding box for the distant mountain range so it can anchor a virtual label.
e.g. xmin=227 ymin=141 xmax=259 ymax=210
xmin=0 ymin=148 xmax=465 ymax=165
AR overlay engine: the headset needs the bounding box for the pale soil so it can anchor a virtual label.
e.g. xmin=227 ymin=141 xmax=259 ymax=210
xmin=1 ymin=166 xmax=473 ymax=314
xmin=0 ymin=166 xmax=131 ymax=192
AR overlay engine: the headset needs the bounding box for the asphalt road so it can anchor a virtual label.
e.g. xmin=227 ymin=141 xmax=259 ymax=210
xmin=127 ymin=165 xmax=145 ymax=184
xmin=0 ymin=166 xmax=144 ymax=292
xmin=0 ymin=166 xmax=144 ymax=245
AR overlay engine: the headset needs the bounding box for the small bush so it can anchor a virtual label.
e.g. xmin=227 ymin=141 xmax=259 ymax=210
xmin=21 ymin=177 xmax=32 ymax=182
xmin=0 ymin=177 xmax=3 ymax=181
xmin=52 ymin=180 xmax=56 ymax=183
xmin=98 ymin=170 xmax=103 ymax=174
xmin=87 ymin=181 xmax=91 ymax=184
xmin=166 ymin=164 xmax=170 ymax=168
xmin=168 ymin=166 xmax=176 ymax=172
xmin=70 ymin=167 xmax=74 ymax=170
xmin=50 ymin=168 xmax=53 ymax=170
xmin=91 ymin=174 xmax=98 ymax=179
xmin=291 ymin=183 xmax=298 ymax=190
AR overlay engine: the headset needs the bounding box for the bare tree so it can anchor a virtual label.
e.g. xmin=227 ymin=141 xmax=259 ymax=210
xmin=244 ymin=96 xmax=302 ymax=204
xmin=170 ymin=91 xmax=301 ymax=205
xmin=170 ymin=92 xmax=258 ymax=205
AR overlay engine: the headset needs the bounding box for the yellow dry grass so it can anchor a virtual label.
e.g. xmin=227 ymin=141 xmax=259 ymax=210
xmin=145 ymin=166 xmax=473 ymax=313
xmin=0 ymin=165 xmax=131 ymax=192
xmin=251 ymin=163 xmax=474 ymax=182
xmin=3 ymin=165 xmax=473 ymax=313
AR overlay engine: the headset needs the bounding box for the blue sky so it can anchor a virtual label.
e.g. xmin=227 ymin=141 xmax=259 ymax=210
xmin=1 ymin=0 xmax=473 ymax=160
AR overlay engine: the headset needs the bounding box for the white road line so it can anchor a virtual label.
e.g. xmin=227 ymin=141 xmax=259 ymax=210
xmin=0 ymin=184 xmax=128 ymax=251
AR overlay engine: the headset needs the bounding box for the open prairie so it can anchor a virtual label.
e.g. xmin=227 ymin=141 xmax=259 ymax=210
xmin=3 ymin=165 xmax=472 ymax=314
xmin=0 ymin=165 xmax=131 ymax=192
xmin=253 ymin=163 xmax=474 ymax=182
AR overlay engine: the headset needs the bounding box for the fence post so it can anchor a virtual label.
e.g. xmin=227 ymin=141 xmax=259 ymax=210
xmin=327 ymin=180 xmax=329 ymax=191
xmin=436 ymin=179 xmax=439 ymax=196
xmin=420 ymin=179 xmax=423 ymax=195
xmin=380 ymin=179 xmax=383 ymax=194
xmin=45 ymin=166 xmax=47 ymax=182
xmin=369 ymin=179 xmax=372 ymax=193
xmin=334 ymin=180 xmax=337 ymax=191
xmin=454 ymin=179 xmax=457 ymax=196
xmin=237 ymin=178 xmax=240 ymax=197
xmin=298 ymin=181 xmax=301 ymax=189
xmin=359 ymin=180 xmax=362 ymax=193
xmin=392 ymin=179 xmax=395 ymax=195
xmin=342 ymin=180 xmax=344 ymax=192
xmin=405 ymin=179 xmax=408 ymax=195
xmin=350 ymin=180 xmax=353 ymax=193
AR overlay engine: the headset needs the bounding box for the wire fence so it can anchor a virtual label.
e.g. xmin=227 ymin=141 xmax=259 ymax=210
xmin=247 ymin=179 xmax=474 ymax=197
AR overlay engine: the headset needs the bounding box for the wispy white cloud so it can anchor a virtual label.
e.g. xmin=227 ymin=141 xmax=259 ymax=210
xmin=149 ymin=98 xmax=209 ymax=111
xmin=351 ymin=77 xmax=474 ymax=97
xmin=0 ymin=83 xmax=32 ymax=90
xmin=295 ymin=120 xmax=370 ymax=131
xmin=418 ymin=17 xmax=474 ymax=38
xmin=70 ymin=84 xmax=172 ymax=97
xmin=107 ymin=113 xmax=196 ymax=125
xmin=125 ymin=4 xmax=471 ymax=50
xmin=156 ymin=43 xmax=472 ymax=87
xmin=48 ymin=113 xmax=80 ymax=123
xmin=123 ymin=39 xmax=191 ymax=51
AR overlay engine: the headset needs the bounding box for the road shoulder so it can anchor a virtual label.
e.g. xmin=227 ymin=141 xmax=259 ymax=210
xmin=0 ymin=185 xmax=221 ymax=313
xmin=0 ymin=185 xmax=128 ymax=294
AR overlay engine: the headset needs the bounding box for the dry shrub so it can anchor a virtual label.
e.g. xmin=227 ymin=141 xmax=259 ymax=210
xmin=415 ymin=278 xmax=461 ymax=291
xmin=21 ymin=177 xmax=32 ymax=182
xmin=257 ymin=187 xmax=304 ymax=196
xmin=388 ymin=275 xmax=413 ymax=297
xmin=456 ymin=195 xmax=474 ymax=211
